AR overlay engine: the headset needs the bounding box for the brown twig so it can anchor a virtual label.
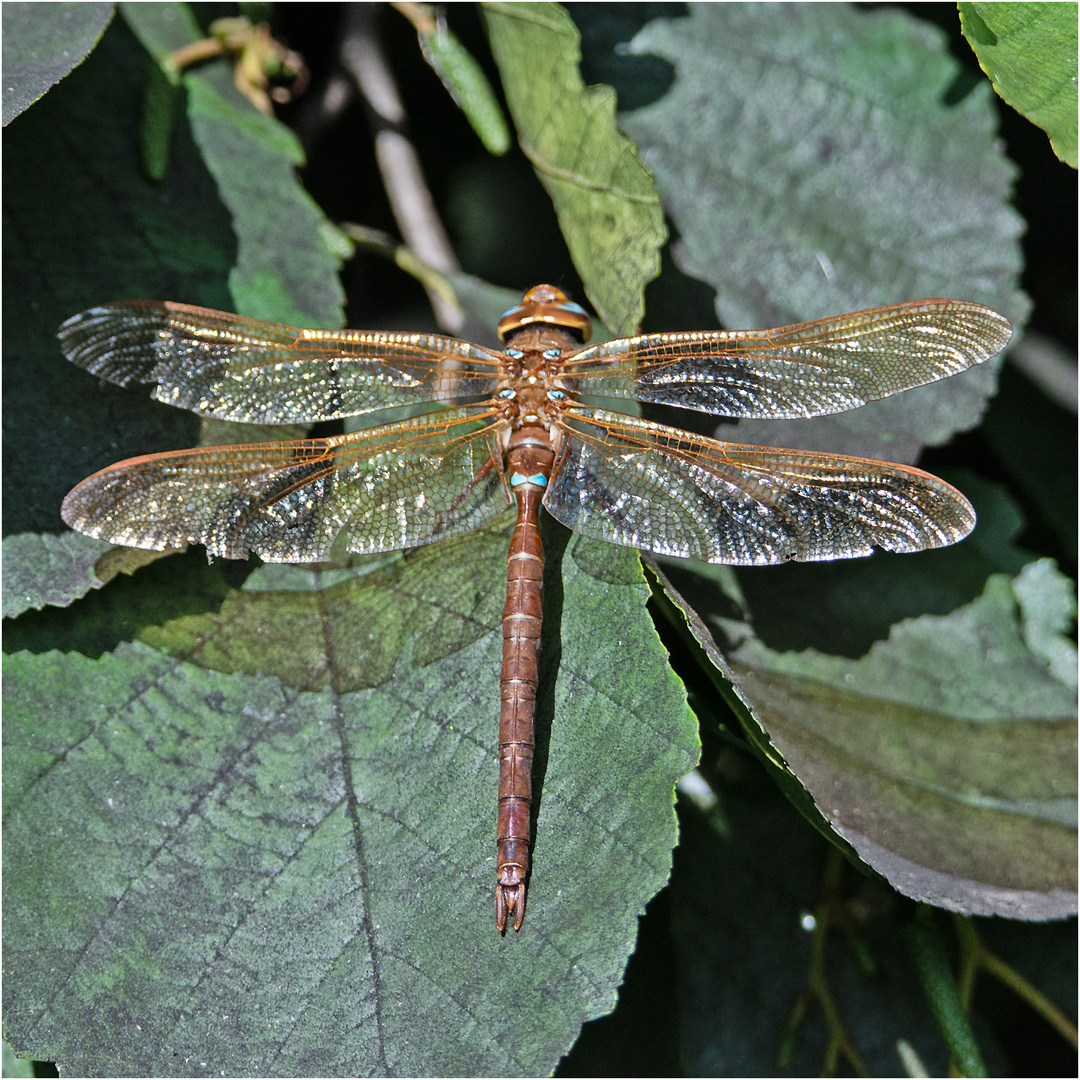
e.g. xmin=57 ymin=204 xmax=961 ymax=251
xmin=340 ymin=4 xmax=462 ymax=331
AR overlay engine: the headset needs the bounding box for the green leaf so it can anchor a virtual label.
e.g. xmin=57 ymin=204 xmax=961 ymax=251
xmin=618 ymin=3 xmax=1027 ymax=463
xmin=657 ymin=544 xmax=1077 ymax=920
xmin=2 ymin=532 xmax=112 ymax=617
xmin=482 ymin=1 xmax=665 ymax=334
xmin=1 ymin=1 xmax=113 ymax=125
xmin=960 ymin=2 xmax=1079 ymax=168
xmin=120 ymin=3 xmax=347 ymax=326
xmin=414 ymin=12 xmax=512 ymax=156
xmin=4 ymin=525 xmax=698 ymax=1075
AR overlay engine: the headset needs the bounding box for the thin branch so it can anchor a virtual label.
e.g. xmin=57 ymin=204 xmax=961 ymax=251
xmin=1009 ymin=330 xmax=1078 ymax=414
xmin=340 ymin=3 xmax=462 ymax=331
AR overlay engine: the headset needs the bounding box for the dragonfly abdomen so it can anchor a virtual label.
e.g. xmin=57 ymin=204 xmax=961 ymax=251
xmin=495 ymin=439 xmax=554 ymax=931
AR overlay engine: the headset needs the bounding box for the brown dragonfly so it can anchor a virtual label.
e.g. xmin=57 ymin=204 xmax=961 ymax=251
xmin=59 ymin=285 xmax=1012 ymax=931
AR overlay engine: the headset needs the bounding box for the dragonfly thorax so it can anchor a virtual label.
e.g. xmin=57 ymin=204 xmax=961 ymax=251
xmin=493 ymin=358 xmax=568 ymax=462
xmin=495 ymin=327 xmax=577 ymax=434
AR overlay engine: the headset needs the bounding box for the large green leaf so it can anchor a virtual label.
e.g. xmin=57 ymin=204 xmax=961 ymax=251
xmin=408 ymin=6 xmax=512 ymax=156
xmin=653 ymin=522 xmax=1077 ymax=921
xmin=482 ymin=1 xmax=665 ymax=335
xmin=4 ymin=523 xmax=697 ymax=1076
xmin=738 ymin=562 xmax=1075 ymax=917
xmin=960 ymin=1 xmax=1079 ymax=168
xmin=617 ymin=3 xmax=1027 ymax=463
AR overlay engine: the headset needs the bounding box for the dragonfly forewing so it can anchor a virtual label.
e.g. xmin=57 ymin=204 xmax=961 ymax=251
xmin=59 ymin=300 xmax=503 ymax=424
xmin=564 ymin=300 xmax=1012 ymax=420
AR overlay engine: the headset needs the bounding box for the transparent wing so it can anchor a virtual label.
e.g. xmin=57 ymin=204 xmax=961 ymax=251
xmin=545 ymin=408 xmax=974 ymax=565
xmin=61 ymin=407 xmax=510 ymax=562
xmin=562 ymin=300 xmax=1012 ymax=419
xmin=58 ymin=301 xmax=503 ymax=423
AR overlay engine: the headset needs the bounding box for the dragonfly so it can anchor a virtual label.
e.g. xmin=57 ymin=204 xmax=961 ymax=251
xmin=59 ymin=284 xmax=1012 ymax=931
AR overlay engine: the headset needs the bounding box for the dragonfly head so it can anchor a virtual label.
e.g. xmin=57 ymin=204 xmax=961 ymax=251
xmin=498 ymin=284 xmax=592 ymax=344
